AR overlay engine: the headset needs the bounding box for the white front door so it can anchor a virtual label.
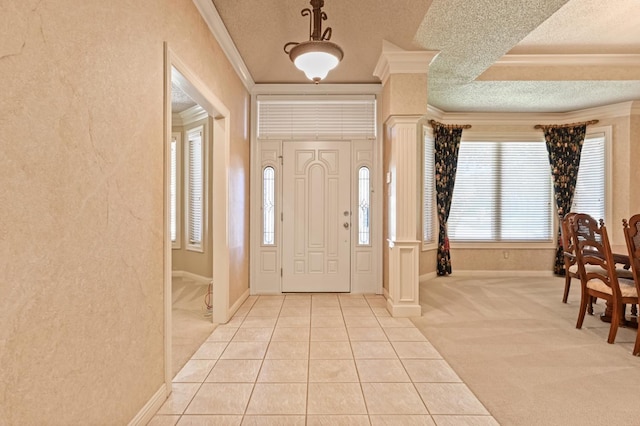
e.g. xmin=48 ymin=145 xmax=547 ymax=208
xmin=282 ymin=141 xmax=351 ymax=292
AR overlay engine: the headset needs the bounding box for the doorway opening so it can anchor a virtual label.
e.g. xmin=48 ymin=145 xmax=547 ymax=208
xmin=164 ymin=45 xmax=232 ymax=386
xmin=169 ymin=76 xmax=215 ymax=377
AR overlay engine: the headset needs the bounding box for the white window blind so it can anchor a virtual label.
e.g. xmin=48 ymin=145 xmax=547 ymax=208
xmin=571 ymin=133 xmax=605 ymax=221
xmin=187 ymin=128 xmax=203 ymax=248
xmin=423 ymin=131 xmax=435 ymax=244
xmin=170 ymin=135 xmax=178 ymax=243
xmin=448 ymin=141 xmax=553 ymax=242
xmin=257 ymin=96 xmax=376 ymax=140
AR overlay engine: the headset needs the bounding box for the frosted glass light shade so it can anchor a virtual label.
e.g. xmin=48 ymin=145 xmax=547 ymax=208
xmin=288 ymin=40 xmax=343 ymax=83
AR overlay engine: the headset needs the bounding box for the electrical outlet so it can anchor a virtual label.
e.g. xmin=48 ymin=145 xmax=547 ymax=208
xmin=503 ymin=251 xmax=509 ymax=259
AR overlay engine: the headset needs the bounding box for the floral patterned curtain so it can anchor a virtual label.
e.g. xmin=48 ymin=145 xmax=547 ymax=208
xmin=433 ymin=122 xmax=464 ymax=276
xmin=542 ymin=124 xmax=587 ymax=275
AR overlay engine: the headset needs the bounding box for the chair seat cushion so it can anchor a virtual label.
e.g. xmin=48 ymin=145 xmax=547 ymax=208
xmin=586 ymin=278 xmax=638 ymax=298
xmin=570 ymin=264 xmax=634 ymax=279
xmin=570 ymin=264 xmax=610 ymax=274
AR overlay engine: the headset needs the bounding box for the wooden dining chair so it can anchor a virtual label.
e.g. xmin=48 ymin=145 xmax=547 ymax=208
xmin=571 ymin=214 xmax=637 ymax=344
xmin=562 ymin=212 xmax=600 ymax=313
xmin=622 ymin=215 xmax=640 ymax=356
xmin=561 ymin=212 xmax=579 ymax=303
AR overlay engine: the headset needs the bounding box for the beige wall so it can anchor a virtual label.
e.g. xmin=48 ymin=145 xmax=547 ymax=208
xmin=0 ymin=0 xmax=249 ymax=424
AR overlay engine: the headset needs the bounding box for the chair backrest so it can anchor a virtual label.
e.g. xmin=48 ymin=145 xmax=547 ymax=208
xmin=570 ymin=213 xmax=618 ymax=294
xmin=622 ymin=214 xmax=640 ymax=294
xmin=561 ymin=212 xmax=578 ymax=271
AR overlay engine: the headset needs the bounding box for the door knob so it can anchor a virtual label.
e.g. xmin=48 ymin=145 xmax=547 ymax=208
xmin=343 ymin=222 xmax=350 ymax=229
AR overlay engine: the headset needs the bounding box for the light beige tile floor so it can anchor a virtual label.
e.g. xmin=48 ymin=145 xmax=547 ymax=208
xmin=149 ymin=294 xmax=499 ymax=426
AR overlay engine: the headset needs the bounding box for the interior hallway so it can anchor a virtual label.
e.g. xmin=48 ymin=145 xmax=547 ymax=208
xmin=149 ymin=292 xmax=498 ymax=425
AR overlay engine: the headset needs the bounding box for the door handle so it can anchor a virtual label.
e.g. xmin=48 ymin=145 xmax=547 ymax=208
xmin=343 ymin=222 xmax=350 ymax=229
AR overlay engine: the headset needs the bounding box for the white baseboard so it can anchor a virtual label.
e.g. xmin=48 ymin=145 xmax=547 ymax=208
xmin=434 ymin=270 xmax=556 ymax=278
xmin=419 ymin=272 xmax=438 ymax=282
xmin=383 ymin=286 xmax=390 ymax=300
xmin=128 ymin=383 xmax=167 ymax=426
xmin=172 ymin=270 xmax=213 ymax=284
xmin=227 ymin=288 xmax=250 ymax=321
xmin=386 ymin=298 xmax=422 ymax=318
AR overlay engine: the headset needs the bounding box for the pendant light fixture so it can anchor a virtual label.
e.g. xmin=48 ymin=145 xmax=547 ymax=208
xmin=284 ymin=0 xmax=343 ymax=83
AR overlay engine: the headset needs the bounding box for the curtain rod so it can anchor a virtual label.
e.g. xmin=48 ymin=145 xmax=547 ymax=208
xmin=429 ymin=119 xmax=471 ymax=129
xmin=534 ymin=119 xmax=599 ymax=129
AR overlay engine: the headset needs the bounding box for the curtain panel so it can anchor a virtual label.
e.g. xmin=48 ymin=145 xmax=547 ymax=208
xmin=433 ymin=124 xmax=464 ymax=276
xmin=543 ymin=124 xmax=587 ymax=275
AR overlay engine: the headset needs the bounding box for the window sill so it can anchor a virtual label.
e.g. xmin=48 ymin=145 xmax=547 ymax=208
xmin=186 ymin=245 xmax=204 ymax=253
xmin=450 ymin=241 xmax=555 ymax=250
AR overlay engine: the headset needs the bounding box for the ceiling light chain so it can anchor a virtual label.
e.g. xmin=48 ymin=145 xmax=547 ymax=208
xmin=284 ymin=0 xmax=344 ymax=83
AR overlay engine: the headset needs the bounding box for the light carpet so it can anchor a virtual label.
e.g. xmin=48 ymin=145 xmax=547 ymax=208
xmin=412 ymin=274 xmax=640 ymax=426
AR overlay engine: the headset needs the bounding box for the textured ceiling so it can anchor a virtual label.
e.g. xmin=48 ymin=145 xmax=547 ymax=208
xmin=171 ymin=82 xmax=197 ymax=113
xmin=211 ymin=0 xmax=640 ymax=113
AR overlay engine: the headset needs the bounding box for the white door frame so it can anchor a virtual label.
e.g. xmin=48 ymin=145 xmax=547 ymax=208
xmin=163 ymin=45 xmax=232 ymax=388
xmin=249 ymin=89 xmax=383 ymax=296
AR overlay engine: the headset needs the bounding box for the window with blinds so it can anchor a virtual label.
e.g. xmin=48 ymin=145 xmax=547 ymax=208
xmin=186 ymin=127 xmax=204 ymax=251
xmin=256 ymin=95 xmax=376 ymax=140
xmin=571 ymin=133 xmax=605 ymax=221
xmin=170 ymin=133 xmax=181 ymax=247
xmin=423 ymin=130 xmax=435 ymax=245
xmin=448 ymin=141 xmax=553 ymax=242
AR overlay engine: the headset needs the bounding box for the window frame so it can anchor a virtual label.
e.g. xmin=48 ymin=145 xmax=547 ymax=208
xmin=422 ymin=126 xmax=437 ymax=250
xmin=262 ymin=165 xmax=276 ymax=246
xmin=357 ymin=165 xmax=371 ymax=246
xmin=170 ymin=131 xmax=182 ymax=249
xmin=185 ymin=125 xmax=205 ymax=253
xmin=448 ymin=132 xmax=555 ymax=249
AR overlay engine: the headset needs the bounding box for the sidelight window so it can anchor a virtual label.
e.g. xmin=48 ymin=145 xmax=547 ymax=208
xmin=263 ymin=166 xmax=276 ymax=245
xmin=358 ymin=166 xmax=371 ymax=245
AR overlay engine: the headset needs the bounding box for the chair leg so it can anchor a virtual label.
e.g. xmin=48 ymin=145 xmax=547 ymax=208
xmin=588 ymin=296 xmax=595 ymax=315
xmin=634 ymin=328 xmax=640 ymax=356
xmin=562 ymin=275 xmax=571 ymax=303
xmin=576 ymin=291 xmax=589 ymax=329
xmin=607 ymin=302 xmax=621 ymax=344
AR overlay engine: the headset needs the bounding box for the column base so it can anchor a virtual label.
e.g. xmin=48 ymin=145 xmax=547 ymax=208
xmin=386 ymin=298 xmax=422 ymax=317
xmin=387 ymin=239 xmax=421 ymax=318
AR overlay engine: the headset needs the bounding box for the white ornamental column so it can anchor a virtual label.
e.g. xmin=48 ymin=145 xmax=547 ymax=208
xmin=385 ymin=116 xmax=422 ymax=317
xmin=374 ymin=41 xmax=439 ymax=317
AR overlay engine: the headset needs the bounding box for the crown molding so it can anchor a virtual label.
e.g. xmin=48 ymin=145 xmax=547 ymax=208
xmin=192 ymin=0 xmax=255 ymax=92
xmin=373 ymin=41 xmax=440 ymax=85
xmin=172 ymin=104 xmax=208 ymax=126
xmin=426 ymin=101 xmax=637 ymax=127
xmin=251 ymin=83 xmax=382 ymax=96
xmin=494 ymin=53 xmax=640 ymax=67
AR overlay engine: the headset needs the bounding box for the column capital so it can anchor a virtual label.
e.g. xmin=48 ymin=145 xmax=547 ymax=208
xmin=385 ymin=115 xmax=426 ymax=128
xmin=373 ymin=40 xmax=440 ymax=85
